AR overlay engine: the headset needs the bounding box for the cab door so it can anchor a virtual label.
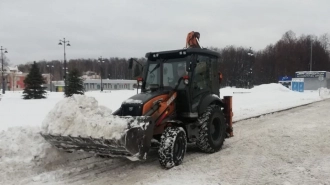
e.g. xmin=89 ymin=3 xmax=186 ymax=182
xmin=190 ymin=54 xmax=214 ymax=113
xmin=163 ymin=60 xmax=192 ymax=115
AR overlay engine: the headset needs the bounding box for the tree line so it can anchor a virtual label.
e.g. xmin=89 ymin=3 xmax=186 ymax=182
xmin=16 ymin=30 xmax=330 ymax=88
xmin=17 ymin=57 xmax=147 ymax=81
xmin=213 ymin=31 xmax=330 ymax=87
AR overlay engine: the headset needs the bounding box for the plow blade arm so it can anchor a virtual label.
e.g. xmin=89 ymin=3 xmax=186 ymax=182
xmin=40 ymin=116 xmax=155 ymax=161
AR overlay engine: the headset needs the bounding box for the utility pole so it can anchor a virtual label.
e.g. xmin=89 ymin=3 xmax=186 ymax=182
xmin=1 ymin=46 xmax=8 ymax=94
xmin=58 ymin=38 xmax=71 ymax=91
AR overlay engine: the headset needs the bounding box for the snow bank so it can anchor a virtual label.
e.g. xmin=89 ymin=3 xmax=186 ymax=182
xmin=251 ymin=83 xmax=291 ymax=93
xmin=0 ymin=126 xmax=67 ymax=165
xmin=221 ymin=83 xmax=326 ymax=121
xmin=220 ymin=83 xmax=291 ymax=96
xmin=41 ymin=95 xmax=134 ymax=140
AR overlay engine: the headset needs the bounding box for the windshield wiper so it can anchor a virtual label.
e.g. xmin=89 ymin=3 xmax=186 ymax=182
xmin=148 ymin=59 xmax=168 ymax=74
xmin=149 ymin=63 xmax=160 ymax=74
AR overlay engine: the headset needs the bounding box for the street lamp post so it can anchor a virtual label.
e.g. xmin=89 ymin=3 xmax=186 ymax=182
xmin=58 ymin=38 xmax=70 ymax=91
xmin=98 ymin=56 xmax=105 ymax=92
xmin=62 ymin=67 xmax=68 ymax=90
xmin=1 ymin=46 xmax=8 ymax=94
xmin=47 ymin=64 xmax=54 ymax=92
xmin=62 ymin=67 xmax=68 ymax=80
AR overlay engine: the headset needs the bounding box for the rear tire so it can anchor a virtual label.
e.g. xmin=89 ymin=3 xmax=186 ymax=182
xmin=196 ymin=104 xmax=226 ymax=153
xmin=158 ymin=127 xmax=187 ymax=169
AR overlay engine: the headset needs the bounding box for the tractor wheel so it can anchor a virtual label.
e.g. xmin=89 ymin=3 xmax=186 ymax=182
xmin=158 ymin=127 xmax=187 ymax=169
xmin=196 ymin=104 xmax=226 ymax=153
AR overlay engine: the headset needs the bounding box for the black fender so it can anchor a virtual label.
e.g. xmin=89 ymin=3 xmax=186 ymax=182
xmin=198 ymin=94 xmax=224 ymax=115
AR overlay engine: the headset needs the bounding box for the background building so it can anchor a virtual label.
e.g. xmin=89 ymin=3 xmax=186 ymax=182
xmin=0 ymin=66 xmax=52 ymax=92
xmin=294 ymin=71 xmax=330 ymax=90
xmin=1 ymin=66 xmax=137 ymax=92
xmin=52 ymin=79 xmax=137 ymax=92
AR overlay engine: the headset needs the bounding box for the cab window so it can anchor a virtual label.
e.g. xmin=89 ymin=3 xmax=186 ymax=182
xmin=193 ymin=55 xmax=211 ymax=90
xmin=163 ymin=60 xmax=187 ymax=89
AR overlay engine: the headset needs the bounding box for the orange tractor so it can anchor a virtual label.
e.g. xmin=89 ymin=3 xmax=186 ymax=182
xmin=42 ymin=33 xmax=233 ymax=169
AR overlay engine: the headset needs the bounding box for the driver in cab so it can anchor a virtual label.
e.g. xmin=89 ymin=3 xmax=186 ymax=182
xmin=177 ymin=65 xmax=187 ymax=78
xmin=175 ymin=65 xmax=187 ymax=88
xmin=163 ymin=64 xmax=187 ymax=87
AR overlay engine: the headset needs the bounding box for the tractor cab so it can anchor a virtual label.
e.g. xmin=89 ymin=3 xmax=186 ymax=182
xmin=130 ymin=48 xmax=221 ymax=119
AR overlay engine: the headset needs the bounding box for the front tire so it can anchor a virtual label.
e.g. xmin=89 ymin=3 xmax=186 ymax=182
xmin=158 ymin=127 xmax=187 ymax=169
xmin=196 ymin=104 xmax=226 ymax=153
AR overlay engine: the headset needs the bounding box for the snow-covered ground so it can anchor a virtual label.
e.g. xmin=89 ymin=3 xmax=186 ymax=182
xmin=0 ymin=83 xmax=330 ymax=185
xmin=1 ymin=84 xmax=329 ymax=131
xmin=0 ymin=90 xmax=134 ymax=131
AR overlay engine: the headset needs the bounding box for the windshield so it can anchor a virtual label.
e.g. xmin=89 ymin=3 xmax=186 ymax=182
xmin=145 ymin=63 xmax=161 ymax=89
xmin=144 ymin=58 xmax=187 ymax=90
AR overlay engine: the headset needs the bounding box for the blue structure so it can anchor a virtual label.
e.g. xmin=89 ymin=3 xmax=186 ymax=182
xmin=291 ymin=78 xmax=304 ymax=92
xmin=278 ymin=76 xmax=292 ymax=81
xmin=278 ymin=76 xmax=292 ymax=89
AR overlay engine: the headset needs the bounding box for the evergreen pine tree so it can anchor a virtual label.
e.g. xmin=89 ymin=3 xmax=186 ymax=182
xmin=65 ymin=68 xmax=84 ymax=97
xmin=22 ymin=61 xmax=47 ymax=99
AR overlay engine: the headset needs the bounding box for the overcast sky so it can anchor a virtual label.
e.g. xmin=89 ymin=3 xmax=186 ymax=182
xmin=0 ymin=0 xmax=329 ymax=65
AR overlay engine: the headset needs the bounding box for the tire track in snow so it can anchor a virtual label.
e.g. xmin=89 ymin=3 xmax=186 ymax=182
xmin=133 ymin=99 xmax=330 ymax=185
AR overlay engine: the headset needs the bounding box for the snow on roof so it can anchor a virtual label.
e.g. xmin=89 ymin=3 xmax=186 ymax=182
xmin=8 ymin=66 xmax=19 ymax=71
xmin=3 ymin=66 xmax=23 ymax=74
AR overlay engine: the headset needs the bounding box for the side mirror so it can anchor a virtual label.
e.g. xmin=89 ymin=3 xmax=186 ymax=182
xmin=128 ymin=58 xmax=133 ymax=69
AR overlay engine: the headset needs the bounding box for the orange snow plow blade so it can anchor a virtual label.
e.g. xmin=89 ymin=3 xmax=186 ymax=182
xmin=40 ymin=116 xmax=154 ymax=160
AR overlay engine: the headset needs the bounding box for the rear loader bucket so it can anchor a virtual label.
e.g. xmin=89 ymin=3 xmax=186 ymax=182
xmin=40 ymin=116 xmax=155 ymax=161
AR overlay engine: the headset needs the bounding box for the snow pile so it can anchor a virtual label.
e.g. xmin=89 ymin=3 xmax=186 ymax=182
xmin=41 ymin=94 xmax=134 ymax=140
xmin=222 ymin=83 xmax=323 ymax=121
xmin=0 ymin=126 xmax=66 ymax=165
xmin=251 ymin=83 xmax=291 ymax=93
xmin=220 ymin=83 xmax=291 ymax=97
xmin=220 ymin=86 xmax=251 ymax=94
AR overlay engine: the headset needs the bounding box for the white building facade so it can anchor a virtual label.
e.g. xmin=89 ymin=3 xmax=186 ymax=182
xmin=83 ymin=79 xmax=136 ymax=91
